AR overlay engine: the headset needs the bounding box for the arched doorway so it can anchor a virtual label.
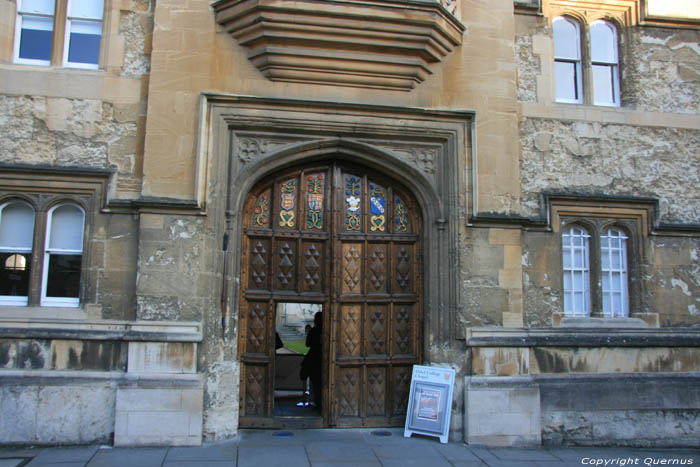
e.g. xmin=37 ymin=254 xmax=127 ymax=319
xmin=237 ymin=161 xmax=423 ymax=428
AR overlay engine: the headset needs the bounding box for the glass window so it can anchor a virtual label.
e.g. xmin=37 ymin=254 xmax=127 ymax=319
xmin=600 ymin=228 xmax=628 ymax=317
xmin=42 ymin=203 xmax=84 ymax=307
xmin=14 ymin=0 xmax=55 ymax=65
xmin=553 ymin=17 xmax=582 ymax=103
xmin=63 ymin=0 xmax=104 ymax=68
xmin=590 ymin=21 xmax=620 ymax=106
xmin=0 ymin=201 xmax=35 ymax=305
xmin=562 ymin=225 xmax=591 ymax=316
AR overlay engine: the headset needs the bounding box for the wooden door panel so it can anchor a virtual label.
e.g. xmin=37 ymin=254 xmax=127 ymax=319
xmin=393 ymin=244 xmax=414 ymax=294
xmin=300 ymin=240 xmax=325 ymax=292
xmin=337 ymin=367 xmax=361 ymax=417
xmin=367 ymin=243 xmax=388 ymax=294
xmin=392 ymin=303 xmax=416 ymax=357
xmin=244 ymin=364 xmax=268 ymax=416
xmin=341 ymin=243 xmax=363 ymax=294
xmin=273 ymin=239 xmax=297 ymax=291
xmin=391 ymin=365 xmax=413 ymax=416
xmin=239 ymin=163 xmax=420 ymax=429
xmin=366 ymin=367 xmax=388 ymax=417
xmin=367 ymin=304 xmax=388 ymax=356
xmin=338 ymin=304 xmax=362 ymax=357
xmin=248 ymin=238 xmax=271 ymax=291
xmin=245 ymin=301 xmax=270 ymax=355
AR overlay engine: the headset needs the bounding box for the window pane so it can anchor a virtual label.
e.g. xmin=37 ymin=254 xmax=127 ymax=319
xmin=591 ymin=21 xmax=616 ymax=63
xmin=593 ymin=65 xmax=615 ymax=105
xmin=563 ymin=248 xmax=571 ymax=268
xmin=48 ymin=205 xmax=84 ymax=251
xmin=601 ymin=229 xmax=629 ymax=317
xmin=69 ymin=0 xmax=104 ymax=20
xmin=0 ymin=252 xmax=32 ymax=297
xmin=562 ymin=226 xmax=590 ymax=316
xmin=19 ymin=0 xmax=55 ymax=15
xmin=555 ymin=61 xmax=577 ymax=101
xmin=574 ymin=293 xmax=585 ymax=314
xmin=0 ymin=203 xmax=35 ymax=250
xmin=67 ymin=20 xmax=101 ymax=65
xmin=46 ymin=254 xmax=81 ymax=298
xmin=553 ymin=18 xmax=579 ymax=59
xmin=19 ymin=15 xmax=53 ymax=61
xmin=613 ymin=294 xmax=625 ymax=316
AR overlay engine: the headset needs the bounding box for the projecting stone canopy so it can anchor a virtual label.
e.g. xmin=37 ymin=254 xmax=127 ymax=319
xmin=212 ymin=0 xmax=465 ymax=90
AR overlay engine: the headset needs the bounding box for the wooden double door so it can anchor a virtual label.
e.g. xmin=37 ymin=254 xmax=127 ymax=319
xmin=238 ymin=162 xmax=423 ymax=428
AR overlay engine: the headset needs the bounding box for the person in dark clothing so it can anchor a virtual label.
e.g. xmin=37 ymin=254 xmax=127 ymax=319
xmin=304 ymin=311 xmax=323 ymax=411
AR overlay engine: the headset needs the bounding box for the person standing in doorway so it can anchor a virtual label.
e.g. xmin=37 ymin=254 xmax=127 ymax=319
xmin=305 ymin=311 xmax=323 ymax=412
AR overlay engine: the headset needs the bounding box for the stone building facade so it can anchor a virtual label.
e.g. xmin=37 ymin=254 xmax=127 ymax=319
xmin=0 ymin=0 xmax=698 ymax=447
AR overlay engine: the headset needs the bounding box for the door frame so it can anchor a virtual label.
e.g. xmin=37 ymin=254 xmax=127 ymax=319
xmin=236 ymin=162 xmax=424 ymax=428
xmin=204 ymin=94 xmax=472 ymax=433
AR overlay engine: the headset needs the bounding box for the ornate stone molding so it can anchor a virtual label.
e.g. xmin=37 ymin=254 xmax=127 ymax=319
xmin=212 ymin=0 xmax=465 ymax=91
xmin=545 ymin=0 xmax=639 ymax=26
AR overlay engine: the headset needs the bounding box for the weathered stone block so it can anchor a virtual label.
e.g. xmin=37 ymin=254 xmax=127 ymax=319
xmin=465 ymin=377 xmax=541 ymax=447
xmin=115 ymin=385 xmax=203 ymax=446
xmin=0 ymin=386 xmax=39 ymax=443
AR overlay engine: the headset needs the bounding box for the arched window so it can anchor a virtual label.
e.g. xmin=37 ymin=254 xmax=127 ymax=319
xmin=562 ymin=225 xmax=591 ymax=316
xmin=600 ymin=228 xmax=628 ymax=316
xmin=553 ymin=17 xmax=583 ymax=103
xmin=590 ymin=21 xmax=620 ymax=106
xmin=41 ymin=203 xmax=85 ymax=307
xmin=0 ymin=201 xmax=36 ymax=305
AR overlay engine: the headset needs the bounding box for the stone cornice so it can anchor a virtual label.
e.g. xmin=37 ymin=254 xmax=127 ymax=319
xmin=0 ymin=319 xmax=203 ymax=342
xmin=465 ymin=326 xmax=700 ymax=347
xmin=212 ymin=0 xmax=465 ymax=91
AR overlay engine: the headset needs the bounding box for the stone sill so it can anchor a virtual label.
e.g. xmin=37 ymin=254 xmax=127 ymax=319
xmin=465 ymin=326 xmax=700 ymax=347
xmin=0 ymin=318 xmax=202 ymax=343
xmin=520 ymin=101 xmax=700 ymax=130
xmin=0 ymin=369 xmax=202 ymax=386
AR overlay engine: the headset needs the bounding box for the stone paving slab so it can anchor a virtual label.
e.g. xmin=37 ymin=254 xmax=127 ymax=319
xmin=238 ymin=445 xmax=309 ymax=467
xmin=372 ymin=443 xmax=447 ymax=459
xmin=165 ymin=443 xmax=237 ymax=461
xmin=435 ymin=443 xmax=484 ymax=462
xmin=162 ymin=461 xmax=234 ymax=467
xmin=85 ymin=447 xmax=168 ymax=467
xmin=0 ymin=460 xmax=24 ymax=467
xmin=0 ymin=448 xmax=41 ymax=459
xmin=26 ymin=446 xmax=99 ymax=465
xmin=487 ymin=447 xmax=561 ymax=461
xmin=311 ymin=462 xmax=382 ymax=467
xmin=305 ymin=441 xmax=379 ymax=463
xmin=379 ymin=457 xmax=454 ymax=467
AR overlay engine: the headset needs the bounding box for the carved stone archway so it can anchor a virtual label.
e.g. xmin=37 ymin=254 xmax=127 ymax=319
xmin=202 ymin=95 xmax=472 ymax=428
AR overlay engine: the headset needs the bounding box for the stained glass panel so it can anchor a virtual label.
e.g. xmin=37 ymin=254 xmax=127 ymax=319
xmin=306 ymin=173 xmax=325 ymax=230
xmin=344 ymin=175 xmax=361 ymax=231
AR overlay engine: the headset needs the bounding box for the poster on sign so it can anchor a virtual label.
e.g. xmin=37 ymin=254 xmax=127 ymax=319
xmin=403 ymin=365 xmax=456 ymax=444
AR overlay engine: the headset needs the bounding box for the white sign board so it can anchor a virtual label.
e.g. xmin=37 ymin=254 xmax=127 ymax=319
xmin=403 ymin=365 xmax=456 ymax=444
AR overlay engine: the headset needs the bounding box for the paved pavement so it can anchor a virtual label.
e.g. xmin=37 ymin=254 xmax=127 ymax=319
xmin=1 ymin=428 xmax=698 ymax=467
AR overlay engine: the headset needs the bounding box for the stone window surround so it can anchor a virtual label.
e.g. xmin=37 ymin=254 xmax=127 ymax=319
xmin=550 ymin=12 xmax=623 ymax=107
xmin=549 ymin=199 xmax=651 ymax=326
xmin=0 ymin=165 xmax=111 ymax=319
xmin=12 ymin=0 xmax=108 ymax=70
